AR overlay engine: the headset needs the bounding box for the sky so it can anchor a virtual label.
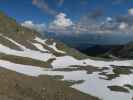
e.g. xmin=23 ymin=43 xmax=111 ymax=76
xmin=0 ymin=0 xmax=133 ymax=35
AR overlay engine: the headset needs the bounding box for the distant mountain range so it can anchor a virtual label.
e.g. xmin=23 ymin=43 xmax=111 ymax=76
xmin=44 ymin=31 xmax=133 ymax=45
xmin=78 ymin=43 xmax=133 ymax=59
xmin=43 ymin=31 xmax=133 ymax=59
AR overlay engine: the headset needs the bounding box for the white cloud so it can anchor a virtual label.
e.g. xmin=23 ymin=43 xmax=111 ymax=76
xmin=119 ymin=22 xmax=128 ymax=30
xmin=106 ymin=17 xmax=112 ymax=22
xmin=128 ymin=8 xmax=133 ymax=15
xmin=32 ymin=0 xmax=58 ymax=15
xmin=72 ymin=14 xmax=133 ymax=34
xmin=21 ymin=20 xmax=46 ymax=32
xmin=49 ymin=13 xmax=73 ymax=30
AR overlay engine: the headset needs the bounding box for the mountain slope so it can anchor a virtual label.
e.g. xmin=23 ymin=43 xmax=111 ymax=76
xmin=79 ymin=43 xmax=133 ymax=59
xmin=0 ymin=11 xmax=100 ymax=100
xmin=0 ymin=11 xmax=89 ymax=67
xmin=105 ymin=42 xmax=133 ymax=59
xmin=0 ymin=11 xmax=133 ymax=100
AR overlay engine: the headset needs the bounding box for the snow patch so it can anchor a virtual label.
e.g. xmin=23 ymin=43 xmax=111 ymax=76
xmin=52 ymin=56 xmax=133 ymax=69
xmin=34 ymin=37 xmax=47 ymax=44
xmin=0 ymin=44 xmax=55 ymax=62
xmin=32 ymin=43 xmax=49 ymax=52
xmin=49 ymin=42 xmax=66 ymax=54
xmin=0 ymin=59 xmax=133 ymax=100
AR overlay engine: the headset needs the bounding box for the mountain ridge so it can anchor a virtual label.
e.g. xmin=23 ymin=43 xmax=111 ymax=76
xmin=79 ymin=43 xmax=133 ymax=59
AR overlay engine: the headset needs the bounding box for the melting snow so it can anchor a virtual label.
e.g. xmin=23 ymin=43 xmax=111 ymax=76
xmin=0 ymin=35 xmax=55 ymax=61
xmin=49 ymin=42 xmax=66 ymax=54
xmin=0 ymin=44 xmax=55 ymax=61
xmin=0 ymin=59 xmax=133 ymax=100
xmin=35 ymin=37 xmax=66 ymax=54
xmin=34 ymin=37 xmax=47 ymax=44
xmin=32 ymin=43 xmax=49 ymax=52
xmin=0 ymin=35 xmax=133 ymax=100
xmin=52 ymin=56 xmax=133 ymax=69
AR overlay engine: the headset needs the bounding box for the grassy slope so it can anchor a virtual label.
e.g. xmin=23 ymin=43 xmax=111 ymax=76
xmin=0 ymin=53 xmax=54 ymax=68
xmin=0 ymin=68 xmax=100 ymax=100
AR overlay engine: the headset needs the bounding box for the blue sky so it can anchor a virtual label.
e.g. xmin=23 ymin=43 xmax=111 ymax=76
xmin=0 ymin=0 xmax=49 ymax=23
xmin=0 ymin=0 xmax=133 ymax=34
xmin=0 ymin=0 xmax=132 ymax=22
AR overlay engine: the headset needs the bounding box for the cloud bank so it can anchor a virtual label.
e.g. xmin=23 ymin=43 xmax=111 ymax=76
xmin=21 ymin=20 xmax=46 ymax=33
xmin=49 ymin=13 xmax=73 ymax=30
xmin=21 ymin=7 xmax=133 ymax=35
xmin=21 ymin=13 xmax=73 ymax=33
